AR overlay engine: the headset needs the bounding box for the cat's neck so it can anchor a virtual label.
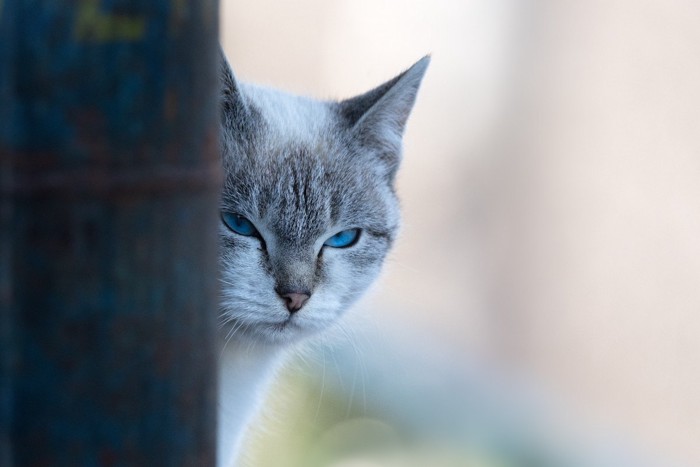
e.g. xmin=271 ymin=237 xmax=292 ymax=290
xmin=217 ymin=338 xmax=287 ymax=467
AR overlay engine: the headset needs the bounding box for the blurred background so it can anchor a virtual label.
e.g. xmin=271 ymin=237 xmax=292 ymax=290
xmin=221 ymin=1 xmax=700 ymax=466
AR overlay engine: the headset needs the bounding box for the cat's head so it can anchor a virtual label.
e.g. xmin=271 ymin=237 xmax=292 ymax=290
xmin=218 ymin=52 xmax=429 ymax=345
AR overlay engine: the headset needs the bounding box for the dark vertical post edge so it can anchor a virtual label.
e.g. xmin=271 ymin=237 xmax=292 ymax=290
xmin=1 ymin=1 xmax=221 ymax=465
xmin=1 ymin=2 xmax=19 ymax=466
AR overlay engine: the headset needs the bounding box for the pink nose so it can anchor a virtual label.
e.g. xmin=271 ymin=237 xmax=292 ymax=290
xmin=279 ymin=291 xmax=310 ymax=313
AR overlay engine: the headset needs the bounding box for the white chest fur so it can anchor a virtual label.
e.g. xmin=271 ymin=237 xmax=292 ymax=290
xmin=217 ymin=340 xmax=285 ymax=467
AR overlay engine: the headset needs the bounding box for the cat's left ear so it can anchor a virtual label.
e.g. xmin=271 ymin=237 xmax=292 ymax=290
xmin=338 ymin=56 xmax=430 ymax=178
xmin=220 ymin=47 xmax=251 ymax=128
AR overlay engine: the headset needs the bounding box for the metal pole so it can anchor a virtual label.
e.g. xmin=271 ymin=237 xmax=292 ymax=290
xmin=1 ymin=1 xmax=220 ymax=465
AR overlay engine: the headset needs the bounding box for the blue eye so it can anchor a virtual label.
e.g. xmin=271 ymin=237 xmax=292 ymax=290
xmin=221 ymin=212 xmax=258 ymax=237
xmin=323 ymin=228 xmax=360 ymax=248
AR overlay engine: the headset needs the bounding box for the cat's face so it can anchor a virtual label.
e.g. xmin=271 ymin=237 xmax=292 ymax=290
xmin=218 ymin=54 xmax=428 ymax=345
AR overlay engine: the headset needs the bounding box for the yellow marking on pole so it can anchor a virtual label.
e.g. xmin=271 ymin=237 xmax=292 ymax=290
xmin=201 ymin=0 xmax=217 ymax=28
xmin=169 ymin=0 xmax=188 ymax=36
xmin=74 ymin=0 xmax=146 ymax=43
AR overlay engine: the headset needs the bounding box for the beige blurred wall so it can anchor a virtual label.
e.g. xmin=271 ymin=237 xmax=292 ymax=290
xmin=487 ymin=1 xmax=700 ymax=463
xmin=221 ymin=1 xmax=700 ymax=464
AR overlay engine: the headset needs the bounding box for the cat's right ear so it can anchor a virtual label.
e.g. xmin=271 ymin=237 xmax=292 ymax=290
xmin=220 ymin=48 xmax=249 ymax=125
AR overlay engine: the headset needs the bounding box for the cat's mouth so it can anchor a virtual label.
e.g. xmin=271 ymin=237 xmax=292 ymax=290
xmin=221 ymin=309 xmax=318 ymax=344
xmin=254 ymin=316 xmax=309 ymax=344
xmin=266 ymin=316 xmax=299 ymax=332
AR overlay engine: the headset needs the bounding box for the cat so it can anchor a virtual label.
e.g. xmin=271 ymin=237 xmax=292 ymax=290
xmin=216 ymin=49 xmax=429 ymax=467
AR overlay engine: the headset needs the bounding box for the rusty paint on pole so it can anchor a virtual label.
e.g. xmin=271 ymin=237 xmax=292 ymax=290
xmin=1 ymin=1 xmax=220 ymax=465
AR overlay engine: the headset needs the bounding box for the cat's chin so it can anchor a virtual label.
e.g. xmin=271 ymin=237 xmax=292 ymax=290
xmin=257 ymin=319 xmax=310 ymax=345
xmin=222 ymin=316 xmax=321 ymax=347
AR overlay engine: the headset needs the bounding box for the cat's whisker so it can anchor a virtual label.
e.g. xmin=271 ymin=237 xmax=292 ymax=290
xmin=218 ymin=277 xmax=235 ymax=286
xmin=328 ymin=347 xmax=345 ymax=395
xmin=230 ymin=319 xmax=248 ymax=340
xmin=291 ymin=346 xmax=313 ymax=375
xmin=220 ymin=319 xmax=247 ymax=361
xmin=245 ymin=330 xmax=260 ymax=356
xmin=217 ymin=313 xmax=235 ymax=329
xmin=338 ymin=322 xmax=369 ymax=415
xmin=346 ymin=356 xmax=358 ymax=418
xmin=387 ymin=258 xmax=421 ymax=275
xmin=314 ymin=347 xmax=327 ymax=424
xmin=334 ymin=323 xmax=359 ymax=417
